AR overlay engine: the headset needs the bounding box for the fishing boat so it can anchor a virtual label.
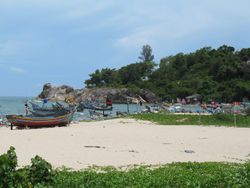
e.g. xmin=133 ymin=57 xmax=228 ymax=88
xmin=6 ymin=112 xmax=74 ymax=128
xmin=29 ymin=109 xmax=69 ymax=117
xmin=77 ymin=101 xmax=112 ymax=112
xmin=29 ymin=101 xmax=75 ymax=117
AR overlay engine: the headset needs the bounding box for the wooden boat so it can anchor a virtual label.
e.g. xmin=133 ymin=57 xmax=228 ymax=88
xmin=6 ymin=112 xmax=74 ymax=128
xmin=91 ymin=105 xmax=112 ymax=111
xmin=77 ymin=101 xmax=112 ymax=112
xmin=29 ymin=101 xmax=75 ymax=117
xmin=29 ymin=109 xmax=69 ymax=117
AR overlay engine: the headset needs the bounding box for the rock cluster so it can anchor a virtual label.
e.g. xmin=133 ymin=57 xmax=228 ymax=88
xmin=38 ymin=83 xmax=159 ymax=104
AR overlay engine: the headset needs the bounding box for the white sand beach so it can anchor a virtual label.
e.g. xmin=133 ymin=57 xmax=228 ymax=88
xmin=0 ymin=118 xmax=250 ymax=170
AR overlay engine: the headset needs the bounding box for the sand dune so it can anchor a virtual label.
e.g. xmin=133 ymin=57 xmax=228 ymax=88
xmin=0 ymin=118 xmax=250 ymax=170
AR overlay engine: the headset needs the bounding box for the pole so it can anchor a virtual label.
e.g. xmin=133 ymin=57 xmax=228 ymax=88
xmin=198 ymin=113 xmax=201 ymax=125
xmin=127 ymin=98 xmax=130 ymax=114
xmin=234 ymin=113 xmax=237 ymax=127
xmin=233 ymin=102 xmax=237 ymax=127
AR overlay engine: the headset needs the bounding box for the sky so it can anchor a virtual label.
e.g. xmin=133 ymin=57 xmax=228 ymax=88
xmin=0 ymin=0 xmax=250 ymax=96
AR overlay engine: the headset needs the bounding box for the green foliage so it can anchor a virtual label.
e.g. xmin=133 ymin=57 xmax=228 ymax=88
xmin=0 ymin=147 xmax=31 ymax=187
xmin=138 ymin=44 xmax=154 ymax=62
xmin=51 ymin=162 xmax=250 ymax=187
xmin=0 ymin=147 xmax=54 ymax=188
xmin=1 ymin=147 xmax=250 ymax=187
xmin=150 ymin=45 xmax=250 ymax=102
xmin=0 ymin=146 xmax=18 ymax=187
xmin=85 ymin=44 xmax=250 ymax=102
xmin=212 ymin=113 xmax=233 ymax=121
xmin=130 ymin=113 xmax=250 ymax=127
xmin=29 ymin=155 xmax=54 ymax=185
xmin=85 ymin=68 xmax=118 ymax=88
xmin=85 ymin=44 xmax=156 ymax=89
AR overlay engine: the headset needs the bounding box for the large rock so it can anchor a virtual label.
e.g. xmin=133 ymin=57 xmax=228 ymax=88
xmin=37 ymin=84 xmax=159 ymax=104
xmin=38 ymin=83 xmax=52 ymax=98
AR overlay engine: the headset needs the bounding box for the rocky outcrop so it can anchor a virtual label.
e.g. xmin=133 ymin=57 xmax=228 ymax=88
xmin=38 ymin=83 xmax=159 ymax=104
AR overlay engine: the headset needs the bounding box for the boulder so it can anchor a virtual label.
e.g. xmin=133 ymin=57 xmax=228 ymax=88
xmin=37 ymin=84 xmax=159 ymax=104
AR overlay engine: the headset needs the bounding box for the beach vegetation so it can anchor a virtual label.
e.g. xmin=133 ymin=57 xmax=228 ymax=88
xmin=0 ymin=147 xmax=54 ymax=188
xmin=0 ymin=146 xmax=18 ymax=187
xmin=1 ymin=147 xmax=250 ymax=187
xmin=130 ymin=113 xmax=250 ymax=127
xmin=29 ymin=155 xmax=54 ymax=185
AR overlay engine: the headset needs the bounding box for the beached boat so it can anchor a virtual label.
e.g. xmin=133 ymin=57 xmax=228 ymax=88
xmin=6 ymin=112 xmax=74 ymax=128
xmin=29 ymin=101 xmax=75 ymax=117
xmin=77 ymin=101 xmax=112 ymax=111
xmin=29 ymin=109 xmax=69 ymax=117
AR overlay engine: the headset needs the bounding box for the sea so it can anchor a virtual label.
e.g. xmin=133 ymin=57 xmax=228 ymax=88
xmin=0 ymin=96 xmax=144 ymax=121
xmin=0 ymin=96 xmax=32 ymax=115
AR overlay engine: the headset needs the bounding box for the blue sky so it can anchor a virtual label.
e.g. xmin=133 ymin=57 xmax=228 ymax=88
xmin=0 ymin=0 xmax=250 ymax=96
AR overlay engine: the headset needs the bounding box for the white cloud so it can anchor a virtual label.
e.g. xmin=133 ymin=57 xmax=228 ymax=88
xmin=114 ymin=7 xmax=213 ymax=49
xmin=64 ymin=1 xmax=113 ymax=20
xmin=10 ymin=67 xmax=26 ymax=74
xmin=0 ymin=40 xmax=23 ymax=55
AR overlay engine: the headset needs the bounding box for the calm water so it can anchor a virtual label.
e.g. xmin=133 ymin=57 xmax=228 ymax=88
xmin=0 ymin=96 xmax=144 ymax=120
xmin=0 ymin=96 xmax=32 ymax=115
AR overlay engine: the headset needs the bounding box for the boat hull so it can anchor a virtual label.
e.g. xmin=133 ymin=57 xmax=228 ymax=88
xmin=6 ymin=113 xmax=74 ymax=128
xmin=78 ymin=102 xmax=113 ymax=111
xmin=30 ymin=110 xmax=70 ymax=117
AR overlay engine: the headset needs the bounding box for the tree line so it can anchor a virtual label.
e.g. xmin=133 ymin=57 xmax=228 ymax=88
xmin=85 ymin=45 xmax=250 ymax=102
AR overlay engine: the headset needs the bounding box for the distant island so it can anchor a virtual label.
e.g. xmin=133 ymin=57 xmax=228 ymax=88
xmin=39 ymin=45 xmax=250 ymax=103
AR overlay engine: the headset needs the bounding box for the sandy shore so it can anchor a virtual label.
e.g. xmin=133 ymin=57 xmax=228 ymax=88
xmin=0 ymin=118 xmax=250 ymax=170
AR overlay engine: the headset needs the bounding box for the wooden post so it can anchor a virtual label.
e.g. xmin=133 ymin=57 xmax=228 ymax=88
xmin=234 ymin=113 xmax=237 ymax=127
xmin=198 ymin=113 xmax=201 ymax=125
xmin=233 ymin=102 xmax=237 ymax=127
xmin=127 ymin=98 xmax=130 ymax=114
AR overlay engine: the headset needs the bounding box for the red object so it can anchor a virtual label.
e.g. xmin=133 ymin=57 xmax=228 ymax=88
xmin=233 ymin=102 xmax=240 ymax=106
xmin=106 ymin=99 xmax=112 ymax=106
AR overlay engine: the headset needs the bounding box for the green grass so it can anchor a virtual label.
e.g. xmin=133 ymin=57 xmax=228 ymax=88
xmin=2 ymin=147 xmax=250 ymax=187
xmin=50 ymin=162 xmax=250 ymax=188
xmin=130 ymin=113 xmax=250 ymax=127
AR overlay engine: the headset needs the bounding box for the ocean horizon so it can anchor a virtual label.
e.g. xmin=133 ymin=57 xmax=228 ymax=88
xmin=0 ymin=96 xmax=143 ymax=120
xmin=0 ymin=96 xmax=33 ymax=115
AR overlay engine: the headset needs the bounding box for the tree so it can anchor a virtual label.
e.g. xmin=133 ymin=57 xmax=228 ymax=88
xmin=118 ymin=62 xmax=153 ymax=84
xmin=84 ymin=45 xmax=250 ymax=102
xmin=85 ymin=69 xmax=102 ymax=87
xmin=138 ymin=44 xmax=154 ymax=62
xmin=84 ymin=68 xmax=117 ymax=87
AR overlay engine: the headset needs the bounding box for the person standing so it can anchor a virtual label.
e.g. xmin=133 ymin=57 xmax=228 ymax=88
xmin=25 ymin=103 xmax=29 ymax=116
xmin=106 ymin=97 xmax=112 ymax=107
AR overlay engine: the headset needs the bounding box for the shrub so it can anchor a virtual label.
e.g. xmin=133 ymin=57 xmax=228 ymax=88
xmin=29 ymin=155 xmax=54 ymax=185
xmin=0 ymin=147 xmax=55 ymax=187
xmin=0 ymin=146 xmax=18 ymax=187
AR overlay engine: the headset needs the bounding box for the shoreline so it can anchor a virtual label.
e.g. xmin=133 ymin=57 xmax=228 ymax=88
xmin=1 ymin=118 xmax=250 ymax=170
